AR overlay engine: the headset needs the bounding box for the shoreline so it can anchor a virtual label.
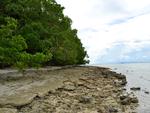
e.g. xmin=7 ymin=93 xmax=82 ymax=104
xmin=0 ymin=66 xmax=138 ymax=113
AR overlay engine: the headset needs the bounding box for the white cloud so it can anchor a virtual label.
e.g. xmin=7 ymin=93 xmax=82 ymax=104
xmin=97 ymin=41 xmax=150 ymax=64
xmin=56 ymin=0 xmax=150 ymax=64
xmin=124 ymin=0 xmax=150 ymax=11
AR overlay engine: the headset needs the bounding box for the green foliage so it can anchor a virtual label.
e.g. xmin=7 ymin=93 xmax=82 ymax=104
xmin=0 ymin=17 xmax=52 ymax=69
xmin=0 ymin=0 xmax=88 ymax=69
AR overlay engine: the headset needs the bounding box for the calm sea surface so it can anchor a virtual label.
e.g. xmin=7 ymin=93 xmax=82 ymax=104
xmin=97 ymin=63 xmax=150 ymax=113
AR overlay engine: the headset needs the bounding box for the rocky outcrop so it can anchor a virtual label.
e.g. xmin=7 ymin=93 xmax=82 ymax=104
xmin=0 ymin=66 xmax=138 ymax=113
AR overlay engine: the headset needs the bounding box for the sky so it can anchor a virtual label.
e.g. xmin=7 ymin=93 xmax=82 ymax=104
xmin=56 ymin=0 xmax=150 ymax=64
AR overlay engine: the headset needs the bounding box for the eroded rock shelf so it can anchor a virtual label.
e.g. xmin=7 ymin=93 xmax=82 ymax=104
xmin=0 ymin=66 xmax=138 ymax=113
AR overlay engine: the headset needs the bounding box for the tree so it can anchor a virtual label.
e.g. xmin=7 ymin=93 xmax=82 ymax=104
xmin=0 ymin=0 xmax=88 ymax=68
xmin=0 ymin=17 xmax=52 ymax=69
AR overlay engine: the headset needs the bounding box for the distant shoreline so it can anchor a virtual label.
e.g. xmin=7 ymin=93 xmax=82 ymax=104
xmin=89 ymin=62 xmax=150 ymax=66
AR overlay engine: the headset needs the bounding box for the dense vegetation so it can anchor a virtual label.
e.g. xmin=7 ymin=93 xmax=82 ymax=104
xmin=0 ymin=0 xmax=88 ymax=69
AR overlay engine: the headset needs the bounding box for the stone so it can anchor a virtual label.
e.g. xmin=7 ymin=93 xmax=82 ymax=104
xmin=0 ymin=108 xmax=17 ymax=113
xmin=0 ymin=78 xmax=64 ymax=107
xmin=120 ymin=98 xmax=131 ymax=105
xmin=119 ymin=94 xmax=128 ymax=100
xmin=0 ymin=92 xmax=37 ymax=107
xmin=121 ymin=79 xmax=127 ymax=85
xmin=120 ymin=93 xmax=138 ymax=105
xmin=79 ymin=96 xmax=93 ymax=104
xmin=109 ymin=107 xmax=118 ymax=112
xmin=130 ymin=97 xmax=138 ymax=103
xmin=144 ymin=91 xmax=149 ymax=94
xmin=114 ymin=79 xmax=127 ymax=86
xmin=114 ymin=68 xmax=117 ymax=70
xmin=119 ymin=93 xmax=131 ymax=105
xmin=63 ymin=84 xmax=76 ymax=91
xmin=77 ymin=81 xmax=84 ymax=86
xmin=130 ymin=87 xmax=141 ymax=91
xmin=114 ymin=74 xmax=126 ymax=80
xmin=78 ymin=109 xmax=98 ymax=113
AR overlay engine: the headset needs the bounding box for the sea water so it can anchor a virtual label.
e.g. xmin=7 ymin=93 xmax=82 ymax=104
xmin=97 ymin=63 xmax=150 ymax=113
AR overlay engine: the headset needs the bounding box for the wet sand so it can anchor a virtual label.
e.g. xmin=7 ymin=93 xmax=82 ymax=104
xmin=0 ymin=66 xmax=138 ymax=113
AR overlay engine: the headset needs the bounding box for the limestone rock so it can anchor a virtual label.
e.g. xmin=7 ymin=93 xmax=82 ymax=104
xmin=63 ymin=85 xmax=76 ymax=91
xmin=120 ymin=93 xmax=138 ymax=105
xmin=0 ymin=108 xmax=17 ymax=113
xmin=79 ymin=96 xmax=93 ymax=104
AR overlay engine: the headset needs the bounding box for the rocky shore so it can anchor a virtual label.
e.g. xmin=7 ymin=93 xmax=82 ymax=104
xmin=0 ymin=66 xmax=138 ymax=113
